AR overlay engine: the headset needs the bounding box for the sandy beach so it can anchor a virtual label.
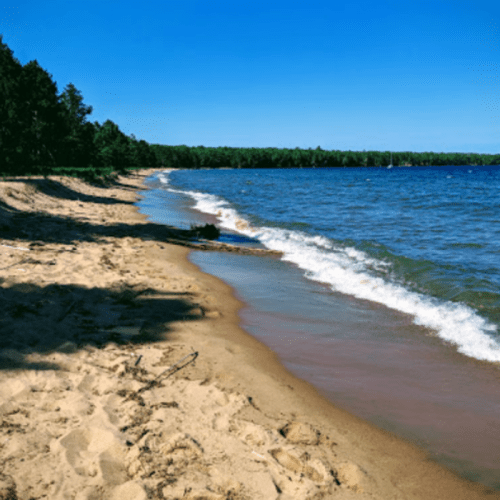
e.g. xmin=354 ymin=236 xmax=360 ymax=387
xmin=0 ymin=169 xmax=497 ymax=500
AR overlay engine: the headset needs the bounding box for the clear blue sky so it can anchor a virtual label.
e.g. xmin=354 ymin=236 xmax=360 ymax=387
xmin=1 ymin=0 xmax=499 ymax=153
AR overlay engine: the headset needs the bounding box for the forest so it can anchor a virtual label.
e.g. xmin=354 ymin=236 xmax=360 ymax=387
xmin=150 ymin=144 xmax=500 ymax=170
xmin=1 ymin=34 xmax=499 ymax=182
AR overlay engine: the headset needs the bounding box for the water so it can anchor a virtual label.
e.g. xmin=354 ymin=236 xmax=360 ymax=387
xmin=138 ymin=166 xmax=500 ymax=489
xmin=158 ymin=166 xmax=500 ymax=363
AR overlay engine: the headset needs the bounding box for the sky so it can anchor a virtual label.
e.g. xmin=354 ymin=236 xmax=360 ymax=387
xmin=1 ymin=0 xmax=499 ymax=153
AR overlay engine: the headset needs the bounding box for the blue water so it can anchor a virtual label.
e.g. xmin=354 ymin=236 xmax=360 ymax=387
xmin=137 ymin=166 xmax=500 ymax=490
xmin=158 ymin=166 xmax=500 ymax=364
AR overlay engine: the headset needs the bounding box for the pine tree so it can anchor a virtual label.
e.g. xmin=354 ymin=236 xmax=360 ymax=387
xmin=59 ymin=83 xmax=94 ymax=167
xmin=93 ymin=120 xmax=130 ymax=171
xmin=0 ymin=35 xmax=24 ymax=173
xmin=17 ymin=59 xmax=67 ymax=172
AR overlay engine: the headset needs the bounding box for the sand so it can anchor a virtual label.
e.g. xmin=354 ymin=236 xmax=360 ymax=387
xmin=0 ymin=169 xmax=497 ymax=500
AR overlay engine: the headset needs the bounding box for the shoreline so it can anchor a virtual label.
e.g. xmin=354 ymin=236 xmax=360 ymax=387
xmin=0 ymin=169 xmax=497 ymax=499
xmin=187 ymin=248 xmax=500 ymax=490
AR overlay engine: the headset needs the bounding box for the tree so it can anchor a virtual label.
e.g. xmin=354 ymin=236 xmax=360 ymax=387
xmin=0 ymin=35 xmax=25 ymax=172
xmin=341 ymin=151 xmax=357 ymax=167
xmin=60 ymin=83 xmax=93 ymax=131
xmin=58 ymin=83 xmax=94 ymax=166
xmin=133 ymin=139 xmax=156 ymax=167
xmin=17 ymin=60 xmax=68 ymax=171
xmin=365 ymin=151 xmax=377 ymax=166
xmin=291 ymin=147 xmax=302 ymax=167
xmin=93 ymin=120 xmax=130 ymax=171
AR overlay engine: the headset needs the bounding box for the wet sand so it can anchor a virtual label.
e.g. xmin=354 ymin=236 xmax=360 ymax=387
xmin=190 ymin=250 xmax=500 ymax=490
xmin=0 ymin=169 xmax=497 ymax=499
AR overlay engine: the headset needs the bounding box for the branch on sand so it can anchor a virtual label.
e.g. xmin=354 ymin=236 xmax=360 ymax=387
xmin=126 ymin=351 xmax=199 ymax=400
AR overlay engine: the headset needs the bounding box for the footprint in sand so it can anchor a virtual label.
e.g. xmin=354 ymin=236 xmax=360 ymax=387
xmin=59 ymin=427 xmax=128 ymax=484
xmin=236 ymin=420 xmax=276 ymax=448
xmin=332 ymin=461 xmax=370 ymax=492
xmin=60 ymin=429 xmax=93 ymax=477
xmin=269 ymin=447 xmax=328 ymax=483
xmin=279 ymin=421 xmax=320 ymax=445
xmin=156 ymin=432 xmax=204 ymax=461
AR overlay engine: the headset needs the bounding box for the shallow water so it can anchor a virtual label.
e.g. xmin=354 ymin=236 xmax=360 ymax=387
xmin=161 ymin=166 xmax=500 ymax=364
xmin=190 ymin=251 xmax=500 ymax=490
xmin=138 ymin=169 xmax=500 ymax=490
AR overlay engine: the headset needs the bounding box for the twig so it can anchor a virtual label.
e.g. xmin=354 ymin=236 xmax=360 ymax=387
xmin=186 ymin=433 xmax=204 ymax=453
xmin=135 ymin=351 xmax=198 ymax=395
xmin=134 ymin=354 xmax=143 ymax=367
xmin=0 ymin=258 xmax=30 ymax=271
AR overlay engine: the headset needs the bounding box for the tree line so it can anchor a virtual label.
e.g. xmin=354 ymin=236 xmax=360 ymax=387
xmin=151 ymin=144 xmax=500 ymax=169
xmin=1 ymin=34 xmax=498 ymax=181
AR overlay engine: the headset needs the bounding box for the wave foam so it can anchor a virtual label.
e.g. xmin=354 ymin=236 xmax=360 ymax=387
xmin=161 ymin=172 xmax=500 ymax=363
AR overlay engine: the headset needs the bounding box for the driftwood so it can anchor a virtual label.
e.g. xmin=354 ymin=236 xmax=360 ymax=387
xmin=167 ymin=238 xmax=282 ymax=256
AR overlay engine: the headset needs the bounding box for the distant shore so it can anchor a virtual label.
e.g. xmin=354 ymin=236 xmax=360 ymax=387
xmin=0 ymin=169 xmax=496 ymax=499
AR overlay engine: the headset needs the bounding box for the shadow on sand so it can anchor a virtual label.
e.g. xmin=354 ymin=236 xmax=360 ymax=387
xmin=0 ymin=174 xmax=209 ymax=371
xmin=0 ymin=279 xmax=203 ymax=371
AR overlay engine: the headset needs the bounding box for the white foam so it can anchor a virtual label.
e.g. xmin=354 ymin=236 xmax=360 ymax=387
xmin=161 ymin=172 xmax=500 ymax=363
xmin=158 ymin=170 xmax=174 ymax=185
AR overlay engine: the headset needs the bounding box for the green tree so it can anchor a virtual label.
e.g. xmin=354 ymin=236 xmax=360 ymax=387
xmin=131 ymin=139 xmax=156 ymax=167
xmin=58 ymin=83 xmax=94 ymax=167
xmin=17 ymin=60 xmax=68 ymax=172
xmin=341 ymin=151 xmax=357 ymax=167
xmin=93 ymin=120 xmax=130 ymax=171
xmin=0 ymin=35 xmax=25 ymax=172
xmin=365 ymin=151 xmax=377 ymax=166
